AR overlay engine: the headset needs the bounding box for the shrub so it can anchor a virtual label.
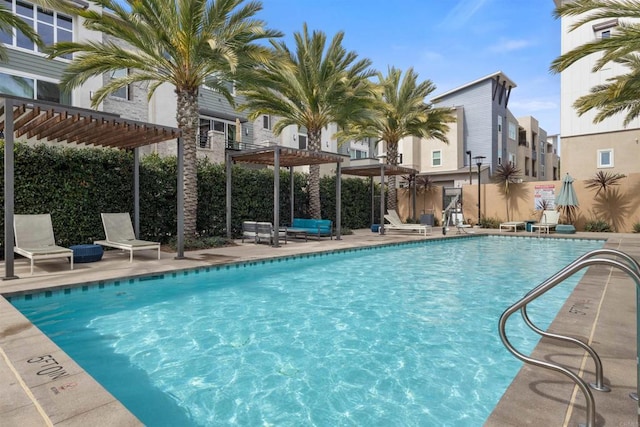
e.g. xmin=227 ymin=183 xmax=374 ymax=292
xmin=480 ymin=216 xmax=500 ymax=229
xmin=632 ymin=222 xmax=640 ymax=233
xmin=584 ymin=219 xmax=612 ymax=232
xmin=0 ymin=142 xmax=375 ymax=257
xmin=167 ymin=236 xmax=234 ymax=251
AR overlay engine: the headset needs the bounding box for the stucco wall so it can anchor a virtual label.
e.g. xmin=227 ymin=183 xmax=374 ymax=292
xmin=397 ymin=173 xmax=640 ymax=232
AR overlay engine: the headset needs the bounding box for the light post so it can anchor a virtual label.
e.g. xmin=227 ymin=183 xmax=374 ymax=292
xmin=466 ymin=150 xmax=472 ymax=184
xmin=473 ymin=155 xmax=485 ymax=226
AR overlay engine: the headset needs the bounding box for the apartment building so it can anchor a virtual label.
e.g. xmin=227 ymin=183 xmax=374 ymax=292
xmin=396 ymin=71 xmax=558 ymax=188
xmin=0 ymin=0 xmax=260 ymax=162
xmin=555 ymin=0 xmax=640 ymax=180
xmin=0 ymin=0 xmax=98 ymax=111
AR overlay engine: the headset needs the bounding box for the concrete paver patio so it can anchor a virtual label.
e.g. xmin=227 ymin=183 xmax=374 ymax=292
xmin=0 ymin=229 xmax=638 ymax=426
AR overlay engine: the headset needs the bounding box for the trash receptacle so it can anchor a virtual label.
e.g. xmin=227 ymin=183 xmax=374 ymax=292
xmin=525 ymin=220 xmax=536 ymax=232
xmin=371 ymin=224 xmax=380 ymax=233
xmin=420 ymin=214 xmax=434 ymax=226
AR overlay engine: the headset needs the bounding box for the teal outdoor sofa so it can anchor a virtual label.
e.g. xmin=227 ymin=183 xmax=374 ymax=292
xmin=289 ymin=218 xmax=333 ymax=240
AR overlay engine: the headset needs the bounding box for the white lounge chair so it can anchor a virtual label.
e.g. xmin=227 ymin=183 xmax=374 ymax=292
xmin=384 ymin=210 xmax=431 ymax=236
xmin=94 ymin=213 xmax=161 ymax=262
xmin=256 ymin=222 xmax=287 ymax=244
xmin=14 ymin=214 xmax=73 ymax=275
xmin=242 ymin=221 xmax=258 ymax=243
xmin=499 ymin=221 xmax=526 ymax=232
xmin=531 ymin=210 xmax=560 ymax=235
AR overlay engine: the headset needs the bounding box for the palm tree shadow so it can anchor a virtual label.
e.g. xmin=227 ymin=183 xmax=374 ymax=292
xmin=592 ymin=188 xmax=634 ymax=232
xmin=499 ymin=184 xmax=531 ymax=221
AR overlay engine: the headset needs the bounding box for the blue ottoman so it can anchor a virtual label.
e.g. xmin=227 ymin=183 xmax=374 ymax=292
xmin=556 ymin=224 xmax=576 ymax=234
xmin=70 ymin=244 xmax=103 ymax=263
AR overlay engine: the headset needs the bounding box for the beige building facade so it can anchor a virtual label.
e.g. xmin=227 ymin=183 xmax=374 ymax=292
xmin=556 ymin=0 xmax=640 ymax=180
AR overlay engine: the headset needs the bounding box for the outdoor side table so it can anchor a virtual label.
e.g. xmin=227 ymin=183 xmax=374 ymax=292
xmin=70 ymin=244 xmax=103 ymax=263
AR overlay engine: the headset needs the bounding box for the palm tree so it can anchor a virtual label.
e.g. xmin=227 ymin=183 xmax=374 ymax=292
xmin=572 ymin=54 xmax=640 ymax=125
xmin=342 ymin=67 xmax=455 ymax=211
xmin=238 ymin=23 xmax=376 ymax=219
xmin=45 ymin=0 xmax=281 ymax=237
xmin=492 ymin=162 xmax=522 ymax=221
xmin=550 ymin=0 xmax=640 ymax=123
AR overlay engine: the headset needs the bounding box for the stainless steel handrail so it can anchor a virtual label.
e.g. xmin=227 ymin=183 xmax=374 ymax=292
xmin=520 ymin=249 xmax=640 ymax=393
xmin=499 ymin=254 xmax=640 ymax=427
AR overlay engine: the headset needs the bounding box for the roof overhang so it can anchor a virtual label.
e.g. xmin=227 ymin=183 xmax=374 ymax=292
xmin=228 ymin=146 xmax=345 ymax=167
xmin=342 ymin=163 xmax=418 ymax=177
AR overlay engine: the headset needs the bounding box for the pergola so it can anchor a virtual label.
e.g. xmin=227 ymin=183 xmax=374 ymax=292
xmin=1 ymin=95 xmax=182 ymax=279
xmin=341 ymin=163 xmax=418 ymax=234
xmin=226 ymin=146 xmax=345 ymax=247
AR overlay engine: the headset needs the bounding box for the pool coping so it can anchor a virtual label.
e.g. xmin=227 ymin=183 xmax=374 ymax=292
xmin=0 ymin=230 xmax=637 ymax=426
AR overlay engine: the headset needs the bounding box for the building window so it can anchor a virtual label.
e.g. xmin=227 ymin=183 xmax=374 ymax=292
xmin=298 ymin=134 xmax=307 ymax=150
xmin=0 ymin=0 xmax=73 ymax=59
xmin=432 ymin=150 xmax=441 ymax=167
xmin=597 ymin=149 xmax=614 ymax=168
xmin=350 ymin=149 xmax=366 ymax=160
xmin=198 ymin=117 xmax=237 ymax=149
xmin=508 ymin=153 xmax=516 ymax=166
xmin=0 ymin=70 xmax=68 ymax=103
xmin=262 ymin=115 xmax=271 ymax=130
xmin=508 ymin=122 xmax=517 ymax=140
xmin=497 ymin=115 xmax=502 ymax=132
xmin=110 ymin=69 xmax=130 ymax=100
xmin=593 ymin=19 xmax=617 ymax=40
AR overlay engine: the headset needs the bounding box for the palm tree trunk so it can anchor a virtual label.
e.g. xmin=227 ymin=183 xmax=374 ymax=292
xmin=387 ymin=141 xmax=399 ymax=212
xmin=176 ymin=89 xmax=199 ymax=237
xmin=307 ymin=128 xmax=322 ymax=219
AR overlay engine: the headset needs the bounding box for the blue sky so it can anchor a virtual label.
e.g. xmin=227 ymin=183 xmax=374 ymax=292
xmin=255 ymin=0 xmax=561 ymax=135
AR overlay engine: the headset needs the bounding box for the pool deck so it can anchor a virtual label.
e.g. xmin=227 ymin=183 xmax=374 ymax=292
xmin=0 ymin=228 xmax=638 ymax=426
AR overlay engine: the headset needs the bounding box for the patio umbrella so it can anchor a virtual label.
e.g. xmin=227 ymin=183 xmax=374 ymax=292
xmin=555 ymin=173 xmax=579 ymax=223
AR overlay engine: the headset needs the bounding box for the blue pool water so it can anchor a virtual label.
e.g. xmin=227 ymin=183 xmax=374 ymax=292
xmin=11 ymin=236 xmax=603 ymax=426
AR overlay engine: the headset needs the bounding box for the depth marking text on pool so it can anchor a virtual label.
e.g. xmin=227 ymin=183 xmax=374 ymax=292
xmin=27 ymin=354 xmax=70 ymax=380
xmin=569 ymin=299 xmax=591 ymax=316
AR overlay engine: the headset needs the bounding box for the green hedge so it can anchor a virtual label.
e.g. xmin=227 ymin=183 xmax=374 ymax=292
xmin=0 ymin=143 xmax=376 ymax=256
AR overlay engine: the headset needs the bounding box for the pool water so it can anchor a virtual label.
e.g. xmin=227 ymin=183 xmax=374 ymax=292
xmin=11 ymin=236 xmax=603 ymax=426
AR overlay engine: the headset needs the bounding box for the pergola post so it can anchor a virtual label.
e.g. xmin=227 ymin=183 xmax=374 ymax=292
xmin=273 ymin=147 xmax=280 ymax=247
xmin=226 ymin=152 xmax=232 ymax=239
xmin=175 ymin=137 xmax=185 ymax=259
xmin=133 ymin=148 xmax=140 ymax=238
xmin=335 ymin=161 xmax=341 ymax=240
xmin=412 ymin=173 xmax=417 ymax=222
xmin=3 ymin=98 xmax=17 ymax=279
xmin=370 ymin=177 xmax=375 ymax=227
xmin=289 ymin=166 xmax=294 ymax=226
xmin=379 ymin=165 xmax=385 ymax=235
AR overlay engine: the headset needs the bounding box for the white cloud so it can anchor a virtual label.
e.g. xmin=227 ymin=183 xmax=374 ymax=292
xmin=488 ymin=39 xmax=533 ymax=53
xmin=442 ymin=0 xmax=491 ymax=29
xmin=422 ymin=50 xmax=445 ymax=62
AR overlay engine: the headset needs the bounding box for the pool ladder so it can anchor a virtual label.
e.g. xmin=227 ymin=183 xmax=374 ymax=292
xmin=498 ymin=248 xmax=640 ymax=427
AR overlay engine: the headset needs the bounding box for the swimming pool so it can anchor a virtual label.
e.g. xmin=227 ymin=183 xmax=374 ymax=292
xmin=11 ymin=236 xmax=604 ymax=426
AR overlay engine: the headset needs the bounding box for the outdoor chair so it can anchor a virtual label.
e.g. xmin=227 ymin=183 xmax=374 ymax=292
xmin=94 ymin=213 xmax=161 ymax=262
xmin=499 ymin=221 xmax=526 ymax=232
xmin=531 ymin=210 xmax=560 ymax=235
xmin=384 ymin=211 xmax=431 ymax=236
xmin=256 ymin=222 xmax=287 ymax=245
xmin=242 ymin=221 xmax=258 ymax=243
xmin=13 ymin=213 xmax=74 ymax=275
